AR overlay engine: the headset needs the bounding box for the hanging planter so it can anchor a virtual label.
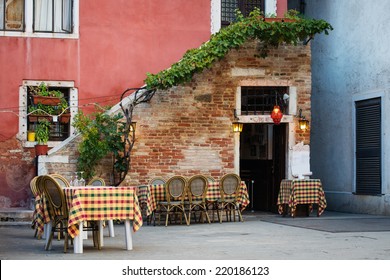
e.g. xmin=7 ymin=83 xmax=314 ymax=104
xmin=59 ymin=113 xmax=71 ymax=124
xmin=32 ymin=95 xmax=61 ymax=106
xmin=28 ymin=114 xmax=53 ymax=122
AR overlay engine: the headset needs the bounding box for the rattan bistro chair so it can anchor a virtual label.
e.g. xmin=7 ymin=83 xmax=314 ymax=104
xmin=40 ymin=175 xmax=101 ymax=252
xmin=30 ymin=176 xmax=42 ymax=238
xmin=87 ymin=177 xmax=106 ymax=186
xmin=187 ymin=175 xmax=210 ymax=225
xmin=157 ymin=175 xmax=188 ymax=226
xmin=217 ymin=173 xmax=243 ymax=223
xmin=149 ymin=177 xmax=166 ymax=185
xmin=50 ymin=174 xmax=71 ymax=188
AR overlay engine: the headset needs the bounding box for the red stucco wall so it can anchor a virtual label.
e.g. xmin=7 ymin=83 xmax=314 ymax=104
xmin=0 ymin=0 xmax=211 ymax=140
xmin=0 ymin=0 xmax=211 ymax=207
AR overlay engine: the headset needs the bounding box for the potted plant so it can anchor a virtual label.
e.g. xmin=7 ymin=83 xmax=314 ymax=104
xmin=29 ymin=82 xmax=63 ymax=106
xmin=28 ymin=103 xmax=54 ymax=122
xmin=34 ymin=119 xmax=51 ymax=156
xmin=58 ymin=97 xmax=71 ymax=123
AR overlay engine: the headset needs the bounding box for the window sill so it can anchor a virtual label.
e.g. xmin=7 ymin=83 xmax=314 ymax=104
xmin=23 ymin=141 xmax=63 ymax=149
xmin=0 ymin=31 xmax=79 ymax=39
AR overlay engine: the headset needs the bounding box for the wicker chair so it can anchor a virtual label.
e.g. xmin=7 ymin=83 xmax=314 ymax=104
xmin=30 ymin=176 xmax=41 ymax=238
xmin=157 ymin=175 xmax=188 ymax=226
xmin=187 ymin=175 xmax=210 ymax=225
xmin=217 ymin=173 xmax=243 ymax=223
xmin=149 ymin=177 xmax=166 ymax=185
xmin=40 ymin=175 xmax=101 ymax=252
xmin=50 ymin=174 xmax=70 ymax=188
xmin=87 ymin=177 xmax=106 ymax=186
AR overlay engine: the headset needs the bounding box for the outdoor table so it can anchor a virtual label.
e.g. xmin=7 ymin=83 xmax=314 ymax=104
xmin=144 ymin=181 xmax=250 ymax=217
xmin=64 ymin=186 xmax=143 ymax=254
xmin=277 ymin=179 xmax=327 ymax=217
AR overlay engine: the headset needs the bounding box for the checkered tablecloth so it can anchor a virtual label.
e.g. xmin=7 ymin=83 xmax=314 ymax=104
xmin=144 ymin=181 xmax=250 ymax=215
xmin=277 ymin=179 xmax=327 ymax=216
xmin=31 ymin=194 xmax=49 ymax=239
xmin=64 ymin=186 xmax=143 ymax=238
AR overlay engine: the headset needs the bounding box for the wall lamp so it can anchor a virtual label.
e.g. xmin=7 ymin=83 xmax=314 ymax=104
xmin=298 ymin=109 xmax=309 ymax=132
xmin=129 ymin=121 xmax=137 ymax=132
xmin=270 ymin=92 xmax=285 ymax=125
xmin=232 ymin=109 xmax=243 ymax=133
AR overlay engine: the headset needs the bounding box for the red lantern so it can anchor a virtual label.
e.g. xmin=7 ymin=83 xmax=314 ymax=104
xmin=271 ymin=105 xmax=283 ymax=125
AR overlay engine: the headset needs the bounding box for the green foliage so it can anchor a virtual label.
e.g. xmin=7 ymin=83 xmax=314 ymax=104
xmin=29 ymin=82 xmax=62 ymax=97
xmin=145 ymin=9 xmax=333 ymax=90
xmin=73 ymin=108 xmax=126 ymax=180
xmin=28 ymin=97 xmax=69 ymax=115
xmin=35 ymin=119 xmax=51 ymax=144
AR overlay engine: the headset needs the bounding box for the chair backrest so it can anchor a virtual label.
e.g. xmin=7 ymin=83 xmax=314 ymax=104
xmin=219 ymin=173 xmax=241 ymax=200
xmin=165 ymin=176 xmax=187 ymax=203
xmin=149 ymin=177 xmax=166 ymax=185
xmin=40 ymin=175 xmax=68 ymax=220
xmin=87 ymin=177 xmax=106 ymax=186
xmin=50 ymin=174 xmax=70 ymax=188
xmin=30 ymin=176 xmax=40 ymax=197
xmin=188 ymin=175 xmax=208 ymax=203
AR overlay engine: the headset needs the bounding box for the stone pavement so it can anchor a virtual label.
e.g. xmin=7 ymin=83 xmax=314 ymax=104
xmin=1 ymin=210 xmax=390 ymax=260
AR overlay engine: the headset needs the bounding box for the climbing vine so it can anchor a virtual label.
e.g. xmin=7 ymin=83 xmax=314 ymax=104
xmin=145 ymin=9 xmax=333 ymax=90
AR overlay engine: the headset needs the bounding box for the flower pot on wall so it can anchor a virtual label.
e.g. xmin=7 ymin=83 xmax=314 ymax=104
xmin=59 ymin=113 xmax=71 ymax=124
xmin=32 ymin=95 xmax=61 ymax=106
xmin=28 ymin=114 xmax=53 ymax=122
xmin=35 ymin=144 xmax=48 ymax=156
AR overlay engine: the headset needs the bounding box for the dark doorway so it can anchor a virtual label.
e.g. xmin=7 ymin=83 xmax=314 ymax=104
xmin=240 ymin=123 xmax=286 ymax=212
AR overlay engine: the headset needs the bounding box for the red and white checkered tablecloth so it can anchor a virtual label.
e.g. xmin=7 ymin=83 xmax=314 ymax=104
xmin=277 ymin=179 xmax=327 ymax=216
xmin=64 ymin=186 xmax=143 ymax=238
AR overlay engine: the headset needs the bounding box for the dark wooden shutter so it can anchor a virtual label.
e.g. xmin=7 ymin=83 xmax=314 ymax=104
xmin=355 ymin=97 xmax=381 ymax=195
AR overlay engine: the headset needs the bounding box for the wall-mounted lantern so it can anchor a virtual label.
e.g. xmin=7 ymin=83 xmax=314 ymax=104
xmin=232 ymin=109 xmax=243 ymax=133
xmin=298 ymin=109 xmax=309 ymax=131
xmin=232 ymin=121 xmax=243 ymax=133
xmin=130 ymin=121 xmax=137 ymax=132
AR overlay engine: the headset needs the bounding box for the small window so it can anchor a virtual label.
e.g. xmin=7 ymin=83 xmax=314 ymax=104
xmin=33 ymin=0 xmax=73 ymax=33
xmin=27 ymin=84 xmax=71 ymax=141
xmin=19 ymin=80 xmax=78 ymax=146
xmin=241 ymin=86 xmax=288 ymax=115
xmin=221 ymin=0 xmax=264 ymax=27
xmin=0 ymin=0 xmax=24 ymax=31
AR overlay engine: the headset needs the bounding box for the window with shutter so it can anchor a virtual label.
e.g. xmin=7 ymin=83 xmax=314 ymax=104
xmin=355 ymin=97 xmax=382 ymax=195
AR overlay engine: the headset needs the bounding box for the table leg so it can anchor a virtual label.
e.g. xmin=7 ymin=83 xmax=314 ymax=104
xmin=98 ymin=221 xmax=104 ymax=247
xmin=44 ymin=221 xmax=52 ymax=249
xmin=108 ymin=220 xmax=115 ymax=237
xmin=124 ymin=220 xmax=133 ymax=250
xmin=74 ymin=222 xmax=84 ymax=254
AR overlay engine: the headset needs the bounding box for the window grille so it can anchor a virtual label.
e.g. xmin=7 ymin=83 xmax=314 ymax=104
xmin=221 ymin=0 xmax=264 ymax=27
xmin=241 ymin=86 xmax=288 ymax=115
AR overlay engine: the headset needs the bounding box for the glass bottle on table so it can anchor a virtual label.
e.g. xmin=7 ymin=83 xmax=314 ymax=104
xmin=69 ymin=175 xmax=74 ymax=186
xmin=79 ymin=171 xmax=85 ymax=186
xmin=73 ymin=172 xmax=79 ymax=186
